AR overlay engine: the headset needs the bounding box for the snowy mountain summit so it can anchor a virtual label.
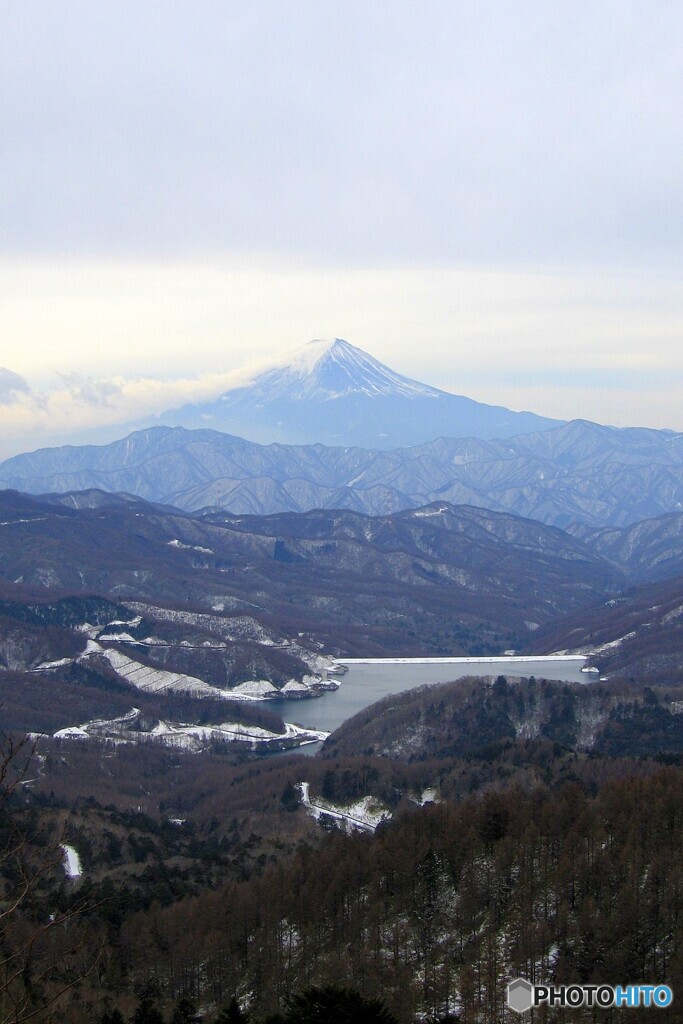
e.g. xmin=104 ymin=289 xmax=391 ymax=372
xmin=166 ymin=338 xmax=563 ymax=448
xmin=242 ymin=338 xmax=444 ymax=402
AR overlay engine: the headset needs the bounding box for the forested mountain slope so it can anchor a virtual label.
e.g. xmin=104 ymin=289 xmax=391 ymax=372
xmin=569 ymin=509 xmax=683 ymax=582
xmin=529 ymin=571 xmax=683 ymax=678
xmin=0 ymin=491 xmax=623 ymax=658
xmin=16 ymin=726 xmax=683 ymax=1023
xmin=324 ymin=674 xmax=683 ymax=761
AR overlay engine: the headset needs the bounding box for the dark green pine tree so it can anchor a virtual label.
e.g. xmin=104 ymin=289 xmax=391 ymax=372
xmin=99 ymin=1013 xmax=125 ymax=1024
xmin=215 ymin=996 xmax=250 ymax=1023
xmin=130 ymin=996 xmax=165 ymax=1024
xmin=281 ymin=986 xmax=398 ymax=1024
xmin=170 ymin=995 xmax=201 ymax=1024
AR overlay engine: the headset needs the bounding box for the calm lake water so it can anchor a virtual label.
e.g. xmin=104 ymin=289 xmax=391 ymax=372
xmin=275 ymin=656 xmax=591 ymax=755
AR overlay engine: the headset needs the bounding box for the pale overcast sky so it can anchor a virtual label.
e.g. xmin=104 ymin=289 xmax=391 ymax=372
xmin=2 ymin=1 xmax=683 ymax=456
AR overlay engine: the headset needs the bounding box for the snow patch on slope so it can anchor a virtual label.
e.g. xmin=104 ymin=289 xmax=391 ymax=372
xmin=298 ymin=782 xmax=391 ymax=833
xmin=61 ymin=845 xmax=82 ymax=879
xmin=83 ymin=641 xmax=214 ymax=695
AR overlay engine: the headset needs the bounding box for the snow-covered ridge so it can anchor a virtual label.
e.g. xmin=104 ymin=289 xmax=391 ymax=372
xmin=79 ymin=639 xmax=334 ymax=701
xmin=82 ymin=639 xmax=217 ymax=696
xmin=53 ymin=708 xmax=328 ymax=752
xmin=30 ymin=608 xmax=338 ymax=701
xmin=125 ymin=603 xmax=339 ymax=676
xmin=595 ymin=632 xmax=637 ymax=652
xmin=411 ymin=506 xmax=450 ymax=518
xmin=148 ymin=719 xmax=327 ymax=751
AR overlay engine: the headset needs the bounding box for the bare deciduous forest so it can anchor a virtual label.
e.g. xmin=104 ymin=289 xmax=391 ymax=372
xmin=4 ymin=672 xmax=683 ymax=1022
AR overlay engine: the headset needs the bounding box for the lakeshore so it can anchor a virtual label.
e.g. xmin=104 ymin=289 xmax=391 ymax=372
xmin=278 ymin=654 xmax=593 ymax=753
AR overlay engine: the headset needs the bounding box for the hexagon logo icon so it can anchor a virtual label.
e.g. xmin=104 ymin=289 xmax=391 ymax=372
xmin=507 ymin=977 xmax=534 ymax=1014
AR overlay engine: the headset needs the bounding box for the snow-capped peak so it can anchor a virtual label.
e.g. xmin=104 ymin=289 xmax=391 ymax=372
xmin=155 ymin=336 xmax=562 ymax=447
xmin=283 ymin=338 xmax=341 ymax=375
xmin=249 ymin=338 xmax=444 ymax=401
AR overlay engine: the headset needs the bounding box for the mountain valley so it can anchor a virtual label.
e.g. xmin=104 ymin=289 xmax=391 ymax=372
xmin=4 ymin=341 xmax=683 ymax=1023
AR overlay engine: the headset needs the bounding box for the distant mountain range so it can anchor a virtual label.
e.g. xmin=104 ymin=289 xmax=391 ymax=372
xmin=2 ymin=417 xmax=682 ymax=528
xmin=4 ymin=338 xmax=682 ymax=530
xmin=161 ymin=338 xmax=563 ymax=446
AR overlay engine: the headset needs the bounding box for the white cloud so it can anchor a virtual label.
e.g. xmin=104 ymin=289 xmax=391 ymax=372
xmin=1 ymin=256 xmax=682 ymax=459
xmin=1 ymin=6 xmax=680 ymax=460
xmin=0 ymin=365 xmax=262 ymax=459
xmin=0 ymin=368 xmax=31 ymax=404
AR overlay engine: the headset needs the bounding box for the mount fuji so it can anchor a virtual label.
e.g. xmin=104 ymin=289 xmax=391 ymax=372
xmin=163 ymin=338 xmax=562 ymax=448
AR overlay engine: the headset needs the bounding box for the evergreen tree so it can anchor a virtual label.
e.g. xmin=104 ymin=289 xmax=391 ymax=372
xmin=131 ymin=995 xmax=165 ymax=1024
xmin=99 ymin=1011 xmax=126 ymax=1024
xmin=281 ymin=986 xmax=398 ymax=1024
xmin=215 ymin=996 xmax=249 ymax=1023
xmin=171 ymin=995 xmax=201 ymax=1024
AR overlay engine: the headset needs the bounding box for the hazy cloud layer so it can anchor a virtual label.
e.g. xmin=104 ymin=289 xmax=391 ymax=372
xmin=2 ymin=256 xmax=683 ymax=458
xmin=1 ymin=4 xmax=682 ymax=456
xmin=2 ymin=2 xmax=682 ymax=268
xmin=0 ymin=368 xmax=31 ymax=404
xmin=0 ymin=366 xmax=258 ymax=460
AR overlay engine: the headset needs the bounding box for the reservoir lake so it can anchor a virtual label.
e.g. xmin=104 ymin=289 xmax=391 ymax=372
xmin=275 ymin=656 xmax=592 ymax=755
